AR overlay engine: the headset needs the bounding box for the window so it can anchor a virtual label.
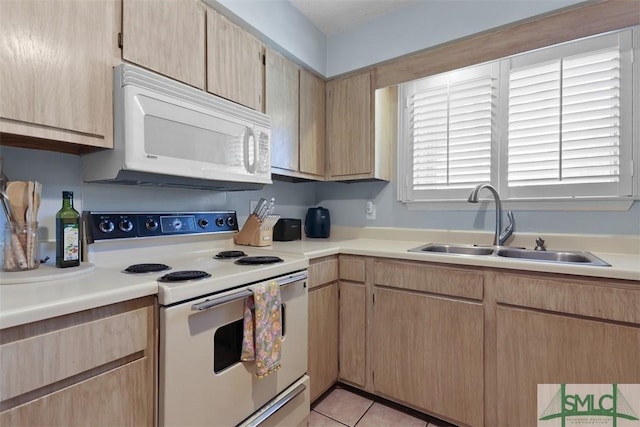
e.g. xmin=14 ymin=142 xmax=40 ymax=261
xmin=402 ymin=63 xmax=499 ymax=201
xmin=398 ymin=28 xmax=637 ymax=205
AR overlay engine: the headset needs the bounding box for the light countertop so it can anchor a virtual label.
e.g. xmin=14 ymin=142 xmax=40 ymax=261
xmin=269 ymin=238 xmax=640 ymax=280
xmin=0 ymin=264 xmax=158 ymax=329
xmin=1 ymin=227 xmax=638 ymax=329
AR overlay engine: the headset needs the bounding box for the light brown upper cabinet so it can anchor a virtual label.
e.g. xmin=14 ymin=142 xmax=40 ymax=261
xmin=326 ymin=72 xmax=394 ymax=181
xmin=299 ymin=69 xmax=326 ymax=178
xmin=265 ymin=49 xmax=300 ymax=174
xmin=122 ymin=0 xmax=206 ymax=90
xmin=265 ymin=49 xmax=326 ymax=180
xmin=206 ymin=8 xmax=263 ymax=111
xmin=0 ymin=0 xmax=118 ymax=151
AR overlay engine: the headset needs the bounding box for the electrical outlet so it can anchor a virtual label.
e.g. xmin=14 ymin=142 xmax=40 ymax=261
xmin=365 ymin=200 xmax=376 ymax=220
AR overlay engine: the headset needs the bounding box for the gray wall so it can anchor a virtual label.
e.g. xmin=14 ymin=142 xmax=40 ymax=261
xmin=1 ymin=147 xmax=316 ymax=242
xmin=2 ymin=146 xmax=638 ymax=239
xmin=210 ymin=0 xmax=327 ymax=75
xmin=210 ymin=0 xmax=586 ymax=78
xmin=326 ymin=0 xmax=585 ymax=76
xmin=316 ymin=181 xmax=640 ymax=236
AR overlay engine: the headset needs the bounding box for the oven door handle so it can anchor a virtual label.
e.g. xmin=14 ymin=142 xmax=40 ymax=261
xmin=191 ymin=272 xmax=308 ymax=312
xmin=242 ymin=383 xmax=307 ymax=427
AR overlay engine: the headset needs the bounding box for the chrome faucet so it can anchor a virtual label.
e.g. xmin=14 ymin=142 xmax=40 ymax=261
xmin=467 ymin=183 xmax=514 ymax=246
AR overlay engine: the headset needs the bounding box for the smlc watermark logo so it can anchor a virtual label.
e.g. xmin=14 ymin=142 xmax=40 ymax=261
xmin=538 ymin=384 xmax=640 ymax=427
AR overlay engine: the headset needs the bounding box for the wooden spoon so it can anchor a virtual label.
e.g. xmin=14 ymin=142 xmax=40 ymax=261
xmin=26 ymin=181 xmax=34 ymax=224
xmin=5 ymin=181 xmax=29 ymax=269
xmin=6 ymin=181 xmax=28 ymax=226
xmin=33 ymin=182 xmax=42 ymax=223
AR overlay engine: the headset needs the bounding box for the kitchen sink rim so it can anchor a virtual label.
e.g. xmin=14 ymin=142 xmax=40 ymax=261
xmin=407 ymin=243 xmax=611 ymax=267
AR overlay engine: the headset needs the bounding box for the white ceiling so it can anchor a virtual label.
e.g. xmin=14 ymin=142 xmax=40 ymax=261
xmin=289 ymin=0 xmax=417 ymax=35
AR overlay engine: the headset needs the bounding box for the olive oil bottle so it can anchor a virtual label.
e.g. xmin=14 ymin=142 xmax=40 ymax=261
xmin=56 ymin=191 xmax=80 ymax=268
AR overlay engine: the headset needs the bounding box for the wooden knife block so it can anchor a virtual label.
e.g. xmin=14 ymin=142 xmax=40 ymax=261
xmin=234 ymin=214 xmax=274 ymax=247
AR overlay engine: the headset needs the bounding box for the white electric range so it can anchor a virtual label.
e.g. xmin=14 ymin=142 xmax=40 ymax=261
xmin=84 ymin=211 xmax=310 ymax=427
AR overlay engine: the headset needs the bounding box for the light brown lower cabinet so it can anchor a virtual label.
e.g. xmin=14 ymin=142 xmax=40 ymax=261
xmin=490 ymin=272 xmax=640 ymax=427
xmin=372 ymin=260 xmax=484 ymax=427
xmin=339 ymin=280 xmax=367 ymax=388
xmin=308 ymin=256 xmax=339 ymax=402
xmin=0 ymin=359 xmax=150 ymax=426
xmin=0 ymin=296 xmax=155 ymax=427
xmin=373 ymin=288 xmax=484 ymax=427
xmin=307 ymin=254 xmax=639 ymax=427
xmin=338 ymin=256 xmax=368 ymax=388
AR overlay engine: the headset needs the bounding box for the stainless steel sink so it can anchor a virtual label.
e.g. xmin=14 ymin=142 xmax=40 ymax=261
xmin=408 ymin=243 xmax=610 ymax=267
xmin=408 ymin=243 xmax=495 ymax=256
xmin=495 ymin=248 xmax=610 ymax=266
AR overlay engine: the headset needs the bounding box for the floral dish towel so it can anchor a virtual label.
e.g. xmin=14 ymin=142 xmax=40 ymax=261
xmin=241 ymin=281 xmax=282 ymax=378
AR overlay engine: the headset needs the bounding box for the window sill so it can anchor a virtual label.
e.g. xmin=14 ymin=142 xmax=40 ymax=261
xmin=402 ymin=197 xmax=637 ymax=212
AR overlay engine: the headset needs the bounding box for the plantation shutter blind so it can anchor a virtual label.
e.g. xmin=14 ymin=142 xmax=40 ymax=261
xmin=407 ymin=63 xmax=498 ymax=200
xmin=506 ymin=31 xmax=632 ymax=198
xmin=398 ymin=29 xmax=634 ymax=204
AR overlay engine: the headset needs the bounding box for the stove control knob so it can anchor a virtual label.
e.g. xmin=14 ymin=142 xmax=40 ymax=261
xmin=118 ymin=219 xmax=134 ymax=233
xmin=145 ymin=218 xmax=158 ymax=231
xmin=226 ymin=216 xmax=236 ymax=228
xmin=98 ymin=219 xmax=115 ymax=234
xmin=198 ymin=218 xmax=209 ymax=229
xmin=172 ymin=219 xmax=183 ymax=231
xmin=215 ymin=217 xmax=225 ymax=227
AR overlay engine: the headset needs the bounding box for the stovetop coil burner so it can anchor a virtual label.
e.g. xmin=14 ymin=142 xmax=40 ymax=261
xmin=124 ymin=263 xmax=171 ymax=274
xmin=158 ymin=270 xmax=212 ymax=282
xmin=235 ymin=256 xmax=284 ymax=265
xmin=215 ymin=250 xmax=247 ymax=259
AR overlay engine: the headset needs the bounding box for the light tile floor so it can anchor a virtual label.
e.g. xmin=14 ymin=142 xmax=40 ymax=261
xmin=309 ymin=388 xmax=450 ymax=427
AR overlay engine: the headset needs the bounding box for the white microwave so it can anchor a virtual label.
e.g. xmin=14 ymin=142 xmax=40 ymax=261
xmin=82 ymin=64 xmax=271 ymax=190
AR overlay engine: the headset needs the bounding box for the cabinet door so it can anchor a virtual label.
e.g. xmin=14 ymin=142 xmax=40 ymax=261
xmin=265 ymin=48 xmax=299 ymax=172
xmin=373 ymin=287 xmax=484 ymax=427
xmin=206 ymin=8 xmax=263 ymax=111
xmin=299 ymin=69 xmax=325 ymax=177
xmin=0 ymin=297 xmax=154 ymax=426
xmin=496 ymin=306 xmax=640 ymax=427
xmin=122 ymin=0 xmax=205 ymax=90
xmin=326 ymin=72 xmax=372 ymax=179
xmin=339 ymin=281 xmax=367 ymax=387
xmin=0 ymin=358 xmax=151 ymax=426
xmin=308 ymin=283 xmax=339 ymax=402
xmin=0 ymin=0 xmax=113 ymax=146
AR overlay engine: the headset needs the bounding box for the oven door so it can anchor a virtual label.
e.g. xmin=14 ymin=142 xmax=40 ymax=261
xmin=159 ymin=272 xmax=308 ymax=427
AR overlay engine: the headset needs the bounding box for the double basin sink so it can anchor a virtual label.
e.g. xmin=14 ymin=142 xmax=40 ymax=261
xmin=408 ymin=243 xmax=610 ymax=267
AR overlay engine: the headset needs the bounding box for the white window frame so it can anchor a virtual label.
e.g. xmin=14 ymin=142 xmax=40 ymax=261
xmin=400 ymin=62 xmax=500 ymax=202
xmin=397 ymin=27 xmax=639 ymax=211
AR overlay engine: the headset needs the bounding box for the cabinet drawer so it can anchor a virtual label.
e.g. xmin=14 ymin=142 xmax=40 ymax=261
xmin=0 ymin=357 xmax=151 ymax=426
xmin=374 ymin=260 xmax=483 ymax=300
xmin=494 ymin=273 xmax=640 ymax=324
xmin=1 ymin=306 xmax=149 ymax=402
xmin=339 ymin=256 xmax=366 ymax=282
xmin=308 ymin=256 xmax=338 ymax=289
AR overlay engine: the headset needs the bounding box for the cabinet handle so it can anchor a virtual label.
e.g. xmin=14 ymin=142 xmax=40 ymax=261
xmin=243 ymin=383 xmax=306 ymax=427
